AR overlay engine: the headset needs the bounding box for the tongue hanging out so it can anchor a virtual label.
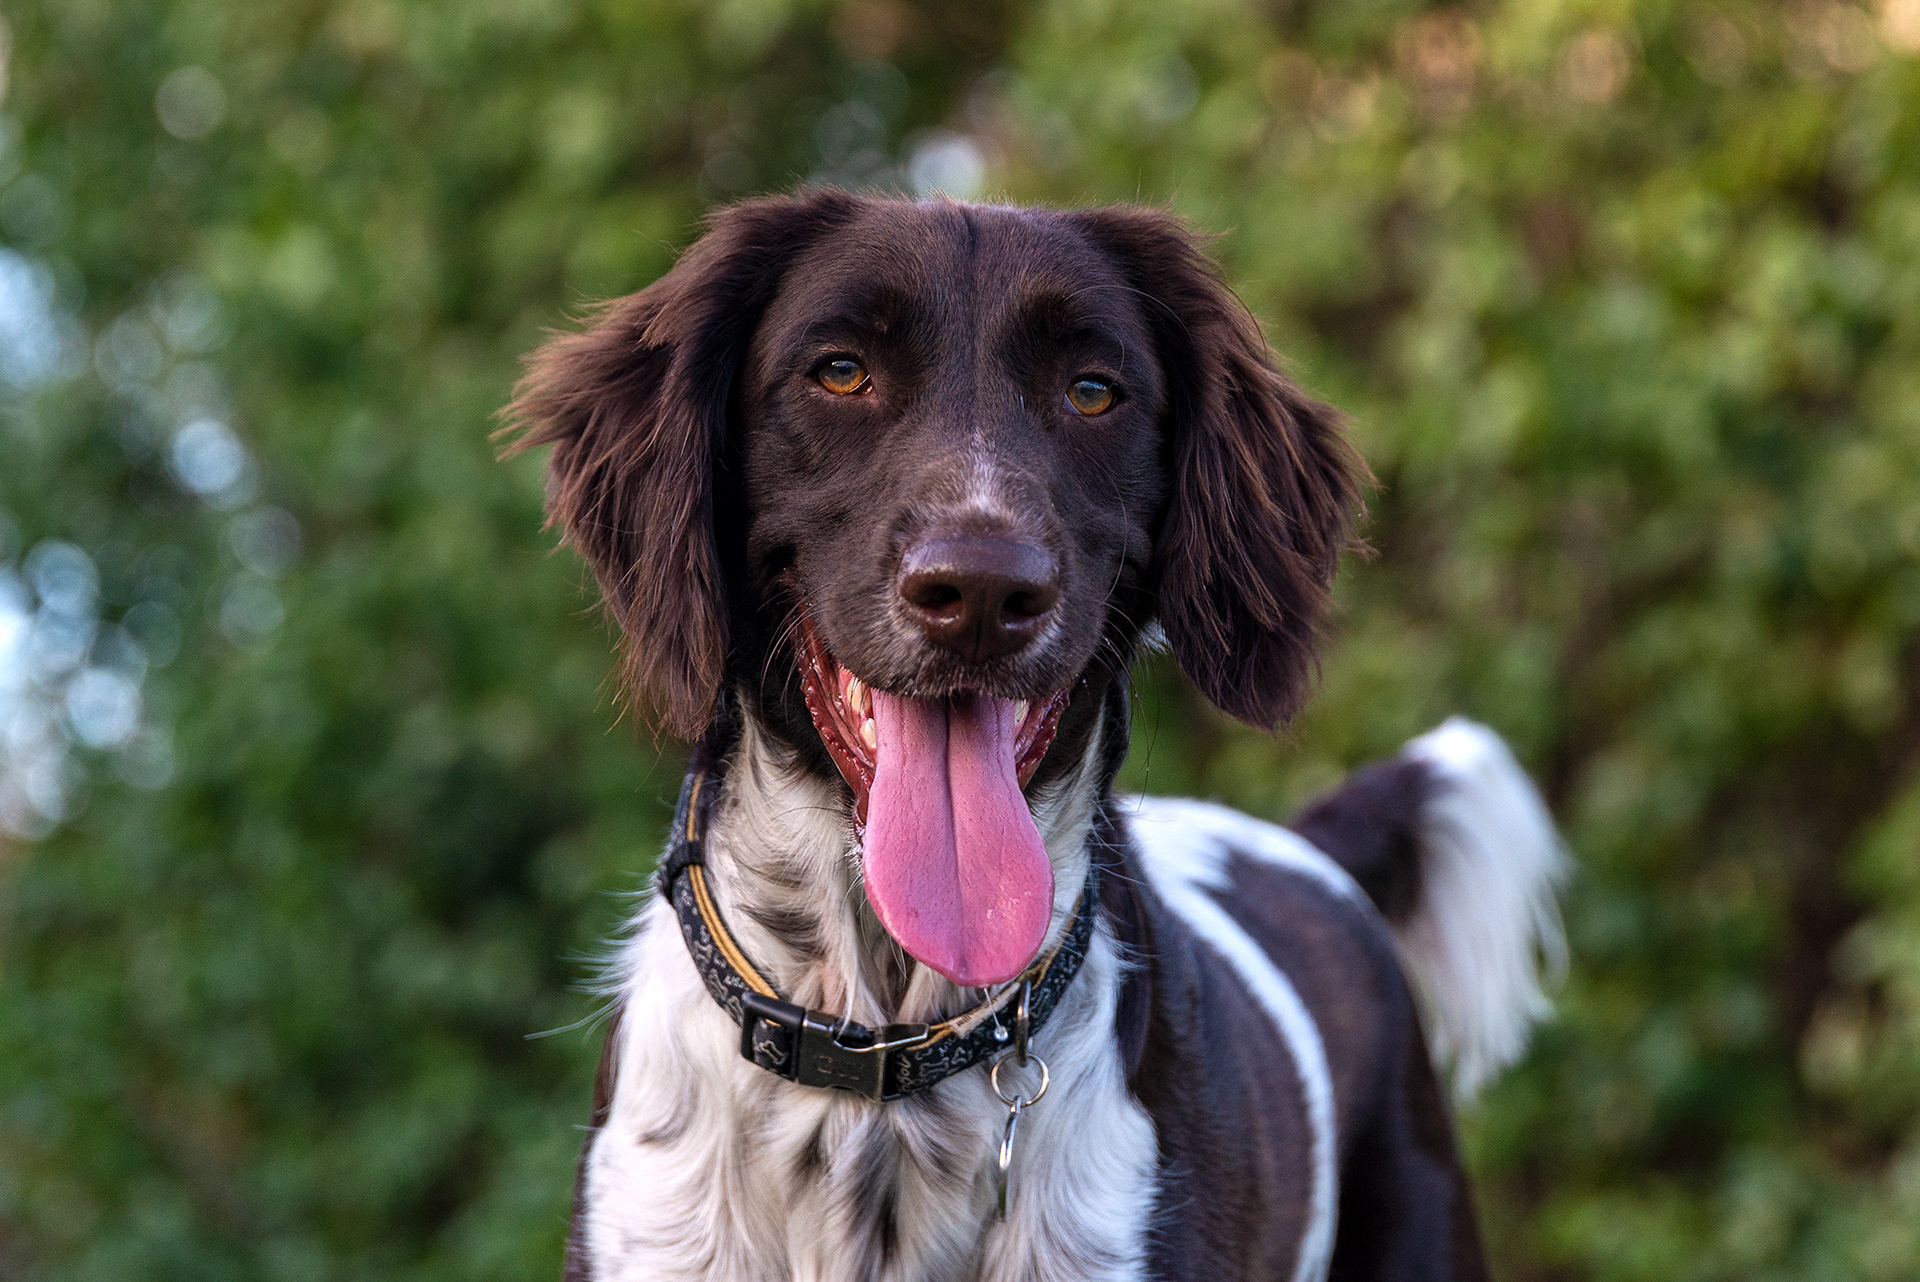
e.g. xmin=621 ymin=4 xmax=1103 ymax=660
xmin=861 ymin=690 xmax=1055 ymax=987
xmin=792 ymin=620 xmax=1066 ymax=987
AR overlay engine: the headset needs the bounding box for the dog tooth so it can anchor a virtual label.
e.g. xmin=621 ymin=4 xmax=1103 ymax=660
xmin=847 ymin=677 xmax=869 ymax=714
xmin=859 ymin=719 xmax=877 ymax=751
xmin=1014 ymin=700 xmax=1029 ymax=722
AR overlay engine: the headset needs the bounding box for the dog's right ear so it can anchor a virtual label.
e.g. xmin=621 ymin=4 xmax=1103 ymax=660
xmin=502 ymin=191 xmax=860 ymax=740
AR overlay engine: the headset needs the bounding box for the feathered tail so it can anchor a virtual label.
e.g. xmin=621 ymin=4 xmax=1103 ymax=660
xmin=1292 ymin=718 xmax=1568 ymax=1099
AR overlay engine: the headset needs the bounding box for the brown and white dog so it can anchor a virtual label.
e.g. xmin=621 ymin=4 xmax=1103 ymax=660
xmin=505 ymin=191 xmax=1566 ymax=1282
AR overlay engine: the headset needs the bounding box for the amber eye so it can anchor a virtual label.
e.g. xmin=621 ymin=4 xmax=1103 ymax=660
xmin=1065 ymin=377 xmax=1117 ymax=416
xmin=816 ymin=358 xmax=869 ymax=395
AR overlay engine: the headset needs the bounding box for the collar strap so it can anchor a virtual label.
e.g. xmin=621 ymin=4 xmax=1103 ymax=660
xmin=659 ymin=766 xmax=1097 ymax=1101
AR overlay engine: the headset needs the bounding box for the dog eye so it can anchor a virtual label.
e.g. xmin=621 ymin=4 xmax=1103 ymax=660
xmin=816 ymin=358 xmax=870 ymax=396
xmin=1064 ymin=377 xmax=1117 ymax=416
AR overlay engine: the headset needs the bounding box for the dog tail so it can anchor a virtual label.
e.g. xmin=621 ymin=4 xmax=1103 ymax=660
xmin=1291 ymin=718 xmax=1568 ymax=1100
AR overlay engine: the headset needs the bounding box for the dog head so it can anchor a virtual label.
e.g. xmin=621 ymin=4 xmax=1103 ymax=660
xmin=507 ymin=191 xmax=1361 ymax=984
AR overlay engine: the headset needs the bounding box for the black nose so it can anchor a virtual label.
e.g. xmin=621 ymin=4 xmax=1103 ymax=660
xmin=898 ymin=536 xmax=1061 ymax=661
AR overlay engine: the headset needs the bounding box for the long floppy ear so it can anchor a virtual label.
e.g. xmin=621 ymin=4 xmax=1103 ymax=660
xmin=1070 ymin=207 xmax=1366 ymax=729
xmin=502 ymin=191 xmax=861 ymax=739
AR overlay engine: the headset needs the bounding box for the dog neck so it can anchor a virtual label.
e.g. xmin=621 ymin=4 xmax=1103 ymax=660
xmin=695 ymin=697 xmax=1106 ymax=1030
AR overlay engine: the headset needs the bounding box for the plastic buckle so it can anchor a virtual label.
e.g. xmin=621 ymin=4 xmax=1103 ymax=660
xmin=741 ymin=992 xmax=927 ymax=1099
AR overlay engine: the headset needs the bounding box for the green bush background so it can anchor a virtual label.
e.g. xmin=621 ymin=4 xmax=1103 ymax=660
xmin=5 ymin=0 xmax=1920 ymax=1277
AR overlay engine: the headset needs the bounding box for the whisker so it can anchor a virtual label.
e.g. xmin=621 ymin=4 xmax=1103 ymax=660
xmin=759 ymin=602 xmax=809 ymax=694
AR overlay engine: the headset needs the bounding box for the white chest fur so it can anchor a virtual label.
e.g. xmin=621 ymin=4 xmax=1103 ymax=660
xmin=577 ymin=721 xmax=1158 ymax=1282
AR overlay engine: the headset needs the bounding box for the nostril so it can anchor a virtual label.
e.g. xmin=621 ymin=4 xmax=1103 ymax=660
xmin=1001 ymin=586 xmax=1056 ymax=621
xmin=909 ymin=581 xmax=965 ymax=615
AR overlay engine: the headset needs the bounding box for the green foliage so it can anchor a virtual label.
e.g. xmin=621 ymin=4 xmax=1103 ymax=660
xmin=2 ymin=0 xmax=1918 ymax=1278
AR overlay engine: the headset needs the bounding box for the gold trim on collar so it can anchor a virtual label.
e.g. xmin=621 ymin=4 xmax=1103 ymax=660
xmin=688 ymin=864 xmax=777 ymax=998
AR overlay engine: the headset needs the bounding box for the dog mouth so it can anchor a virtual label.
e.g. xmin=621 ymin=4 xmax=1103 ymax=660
xmin=797 ymin=616 xmax=1068 ymax=987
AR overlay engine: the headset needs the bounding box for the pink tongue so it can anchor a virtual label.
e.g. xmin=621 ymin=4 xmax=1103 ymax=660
xmin=863 ymin=691 xmax=1054 ymax=987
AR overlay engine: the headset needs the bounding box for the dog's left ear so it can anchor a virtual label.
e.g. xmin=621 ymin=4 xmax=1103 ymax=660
xmin=1071 ymin=207 xmax=1366 ymax=729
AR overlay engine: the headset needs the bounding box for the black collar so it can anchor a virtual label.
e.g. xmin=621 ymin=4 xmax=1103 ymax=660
xmin=658 ymin=761 xmax=1098 ymax=1101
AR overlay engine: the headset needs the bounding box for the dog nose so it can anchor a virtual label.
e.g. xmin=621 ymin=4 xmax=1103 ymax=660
xmin=898 ymin=536 xmax=1061 ymax=661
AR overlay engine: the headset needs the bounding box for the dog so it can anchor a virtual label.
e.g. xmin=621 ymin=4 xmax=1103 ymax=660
xmin=505 ymin=190 xmax=1566 ymax=1281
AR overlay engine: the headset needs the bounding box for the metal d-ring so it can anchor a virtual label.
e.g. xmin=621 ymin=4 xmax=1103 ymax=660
xmin=989 ymin=1050 xmax=1050 ymax=1109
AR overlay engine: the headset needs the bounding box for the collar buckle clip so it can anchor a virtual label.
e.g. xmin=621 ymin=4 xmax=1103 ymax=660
xmin=741 ymin=991 xmax=930 ymax=1100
